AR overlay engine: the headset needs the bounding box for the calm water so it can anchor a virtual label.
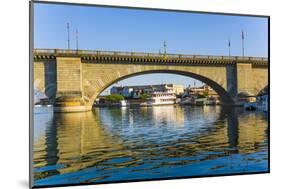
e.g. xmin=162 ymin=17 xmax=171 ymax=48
xmin=33 ymin=106 xmax=268 ymax=187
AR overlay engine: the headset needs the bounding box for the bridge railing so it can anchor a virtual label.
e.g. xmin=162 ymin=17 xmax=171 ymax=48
xmin=34 ymin=49 xmax=56 ymax=54
xmin=33 ymin=48 xmax=268 ymax=62
xmin=76 ymin=50 xmax=98 ymax=55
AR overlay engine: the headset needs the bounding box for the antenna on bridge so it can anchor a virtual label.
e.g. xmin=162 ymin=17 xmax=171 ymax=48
xmin=76 ymin=29 xmax=79 ymax=50
xmin=241 ymin=30 xmax=245 ymax=57
xmin=163 ymin=41 xmax=167 ymax=55
xmin=228 ymin=39 xmax=231 ymax=57
xmin=67 ymin=22 xmax=70 ymax=50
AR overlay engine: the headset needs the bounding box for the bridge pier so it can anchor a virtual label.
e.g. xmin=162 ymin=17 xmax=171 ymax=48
xmin=52 ymin=57 xmax=91 ymax=112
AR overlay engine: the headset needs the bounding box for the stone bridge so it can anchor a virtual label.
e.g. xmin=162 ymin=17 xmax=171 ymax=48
xmin=33 ymin=49 xmax=268 ymax=112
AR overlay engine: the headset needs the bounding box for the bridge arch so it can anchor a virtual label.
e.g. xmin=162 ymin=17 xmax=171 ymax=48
xmin=33 ymin=49 xmax=268 ymax=112
xmin=91 ymin=69 xmax=234 ymax=105
xmin=237 ymin=84 xmax=268 ymax=98
xmin=257 ymin=85 xmax=268 ymax=96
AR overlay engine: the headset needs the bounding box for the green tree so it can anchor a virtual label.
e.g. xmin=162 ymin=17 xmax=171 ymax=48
xmin=202 ymin=90 xmax=209 ymax=97
xmin=140 ymin=93 xmax=150 ymax=101
xmin=105 ymin=94 xmax=124 ymax=103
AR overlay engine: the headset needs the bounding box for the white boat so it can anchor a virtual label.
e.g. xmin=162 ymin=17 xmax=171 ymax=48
xmin=147 ymin=90 xmax=176 ymax=106
xmin=120 ymin=100 xmax=128 ymax=107
xmin=180 ymin=97 xmax=194 ymax=105
xmin=206 ymin=97 xmax=217 ymax=105
xmin=195 ymin=98 xmax=207 ymax=106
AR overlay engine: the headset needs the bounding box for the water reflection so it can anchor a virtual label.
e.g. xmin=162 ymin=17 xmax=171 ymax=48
xmin=33 ymin=106 xmax=268 ymax=186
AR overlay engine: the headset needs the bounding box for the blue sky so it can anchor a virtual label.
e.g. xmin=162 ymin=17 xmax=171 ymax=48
xmin=34 ymin=3 xmax=268 ymax=94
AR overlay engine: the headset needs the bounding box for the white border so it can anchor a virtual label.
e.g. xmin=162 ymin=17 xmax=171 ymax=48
xmin=1 ymin=0 xmax=280 ymax=189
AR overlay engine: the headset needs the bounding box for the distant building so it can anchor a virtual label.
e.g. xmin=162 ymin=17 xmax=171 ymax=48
xmin=184 ymin=84 xmax=219 ymax=98
xmin=110 ymin=86 xmax=124 ymax=96
xmin=123 ymin=87 xmax=134 ymax=97
xmin=110 ymin=84 xmax=184 ymax=99
xmin=167 ymin=84 xmax=184 ymax=96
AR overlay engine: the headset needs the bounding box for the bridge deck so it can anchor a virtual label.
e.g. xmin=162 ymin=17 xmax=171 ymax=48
xmin=33 ymin=49 xmax=268 ymax=65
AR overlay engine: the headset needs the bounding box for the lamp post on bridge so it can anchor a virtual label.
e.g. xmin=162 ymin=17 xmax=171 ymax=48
xmin=163 ymin=41 xmax=167 ymax=56
xmin=228 ymin=39 xmax=231 ymax=57
xmin=76 ymin=29 xmax=79 ymax=51
xmin=241 ymin=30 xmax=245 ymax=57
xmin=67 ymin=22 xmax=70 ymax=50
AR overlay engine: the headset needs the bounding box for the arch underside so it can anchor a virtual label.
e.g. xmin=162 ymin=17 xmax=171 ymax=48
xmin=237 ymin=84 xmax=268 ymax=97
xmin=91 ymin=70 xmax=234 ymax=104
xmin=257 ymin=85 xmax=268 ymax=96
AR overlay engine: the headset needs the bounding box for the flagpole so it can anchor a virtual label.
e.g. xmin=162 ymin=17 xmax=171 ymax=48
xmin=76 ymin=29 xmax=79 ymax=51
xmin=67 ymin=22 xmax=70 ymax=50
xmin=228 ymin=39 xmax=231 ymax=57
xmin=242 ymin=30 xmax=245 ymax=57
xmin=164 ymin=41 xmax=166 ymax=54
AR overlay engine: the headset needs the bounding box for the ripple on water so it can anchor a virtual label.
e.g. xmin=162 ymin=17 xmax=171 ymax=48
xmin=33 ymin=106 xmax=268 ymax=186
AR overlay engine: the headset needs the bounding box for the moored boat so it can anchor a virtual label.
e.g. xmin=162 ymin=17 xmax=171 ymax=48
xmin=147 ymin=90 xmax=176 ymax=106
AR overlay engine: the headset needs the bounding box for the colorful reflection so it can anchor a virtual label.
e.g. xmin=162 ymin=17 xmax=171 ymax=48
xmin=33 ymin=106 xmax=268 ymax=186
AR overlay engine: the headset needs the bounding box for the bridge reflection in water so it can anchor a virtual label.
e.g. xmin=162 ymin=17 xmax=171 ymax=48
xmin=33 ymin=106 xmax=268 ymax=186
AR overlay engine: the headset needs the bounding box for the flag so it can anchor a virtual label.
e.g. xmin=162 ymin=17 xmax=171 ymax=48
xmin=242 ymin=31 xmax=244 ymax=40
xmin=228 ymin=40 xmax=231 ymax=47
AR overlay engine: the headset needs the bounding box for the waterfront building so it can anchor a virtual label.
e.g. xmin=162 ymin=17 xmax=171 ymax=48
xmin=184 ymin=84 xmax=219 ymax=98
xmin=110 ymin=84 xmax=184 ymax=98
xmin=180 ymin=84 xmax=220 ymax=106
xmin=171 ymin=84 xmax=184 ymax=96
xmin=122 ymin=87 xmax=134 ymax=98
xmin=110 ymin=86 xmax=124 ymax=96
